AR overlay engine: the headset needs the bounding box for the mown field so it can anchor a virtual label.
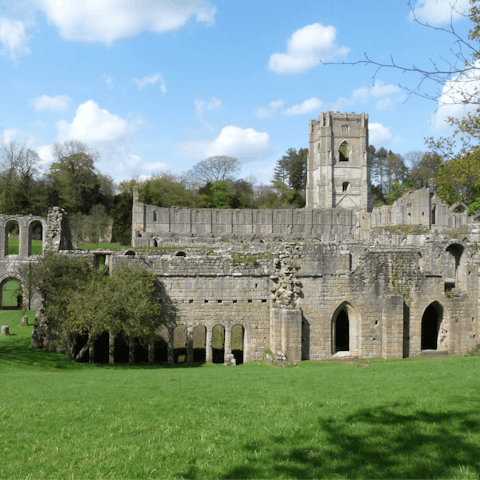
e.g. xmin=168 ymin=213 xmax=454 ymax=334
xmin=1 ymin=310 xmax=479 ymax=479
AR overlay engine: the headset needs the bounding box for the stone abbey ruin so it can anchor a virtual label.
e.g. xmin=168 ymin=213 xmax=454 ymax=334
xmin=3 ymin=111 xmax=480 ymax=364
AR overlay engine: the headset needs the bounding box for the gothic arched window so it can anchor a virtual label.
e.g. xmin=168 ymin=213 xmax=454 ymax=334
xmin=339 ymin=142 xmax=349 ymax=162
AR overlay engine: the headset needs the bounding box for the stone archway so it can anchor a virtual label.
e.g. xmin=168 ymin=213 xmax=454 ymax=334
xmin=421 ymin=301 xmax=444 ymax=350
xmin=331 ymin=302 xmax=361 ymax=356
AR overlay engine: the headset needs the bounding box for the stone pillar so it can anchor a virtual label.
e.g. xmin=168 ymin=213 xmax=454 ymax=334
xmin=129 ymin=342 xmax=135 ymax=364
xmin=20 ymin=316 xmax=29 ymax=326
xmin=148 ymin=344 xmax=154 ymax=364
xmin=89 ymin=342 xmax=95 ymax=363
xmin=281 ymin=307 xmax=302 ymax=363
xmin=381 ymin=294 xmax=404 ymax=360
xmin=19 ymin=224 xmax=28 ymax=258
xmin=270 ymin=307 xmax=283 ymax=353
xmin=187 ymin=326 xmax=194 ymax=364
xmin=109 ymin=333 xmax=115 ymax=364
xmin=167 ymin=328 xmax=174 ymax=364
xmin=206 ymin=329 xmax=213 ymax=363
xmin=1 ymin=325 xmax=9 ymax=336
xmin=225 ymin=327 xmax=232 ymax=357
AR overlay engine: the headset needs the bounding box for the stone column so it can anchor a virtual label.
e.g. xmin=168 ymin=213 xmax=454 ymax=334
xmin=109 ymin=333 xmax=115 ymax=364
xmin=381 ymin=294 xmax=403 ymax=360
xmin=148 ymin=344 xmax=155 ymax=364
xmin=167 ymin=328 xmax=174 ymax=364
xmin=89 ymin=342 xmax=95 ymax=363
xmin=187 ymin=326 xmax=194 ymax=364
xmin=19 ymin=224 xmax=28 ymax=258
xmin=129 ymin=342 xmax=135 ymax=364
xmin=225 ymin=327 xmax=232 ymax=357
xmin=206 ymin=329 xmax=213 ymax=363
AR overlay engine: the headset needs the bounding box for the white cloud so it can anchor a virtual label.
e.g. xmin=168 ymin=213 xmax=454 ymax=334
xmin=431 ymin=61 xmax=480 ymax=130
xmin=269 ymin=23 xmax=348 ymax=75
xmin=1 ymin=128 xmax=22 ymax=145
xmin=37 ymin=145 xmax=54 ymax=168
xmin=369 ymin=123 xmax=398 ymax=147
xmin=352 ymin=80 xmax=401 ymax=100
xmin=332 ymin=80 xmax=404 ymax=111
xmin=256 ymin=100 xmax=286 ymax=118
xmin=133 ymin=73 xmax=166 ymax=93
xmin=411 ymin=0 xmax=469 ymax=25
xmin=57 ymin=100 xmax=135 ymax=144
xmin=55 ymin=100 xmax=144 ymax=180
xmin=31 ymin=94 xmax=71 ymax=112
xmin=0 ymin=17 xmax=30 ymax=61
xmin=283 ymin=97 xmax=323 ymax=116
xmin=181 ymin=126 xmax=271 ymax=163
xmin=206 ymin=126 xmax=271 ymax=161
xmin=194 ymin=97 xmax=223 ymax=127
xmin=102 ymin=74 xmax=114 ymax=88
xmin=33 ymin=0 xmax=217 ymax=45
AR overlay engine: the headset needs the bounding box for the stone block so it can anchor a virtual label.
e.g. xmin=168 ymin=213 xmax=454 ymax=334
xmin=1 ymin=325 xmax=9 ymax=335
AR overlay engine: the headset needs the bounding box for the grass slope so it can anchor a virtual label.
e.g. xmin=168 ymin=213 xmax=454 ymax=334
xmin=0 ymin=311 xmax=479 ymax=479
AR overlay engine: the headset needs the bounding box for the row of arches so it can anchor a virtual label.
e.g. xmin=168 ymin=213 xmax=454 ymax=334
xmin=332 ymin=301 xmax=445 ymax=356
xmin=77 ymin=324 xmax=246 ymax=365
xmin=2 ymin=218 xmax=44 ymax=258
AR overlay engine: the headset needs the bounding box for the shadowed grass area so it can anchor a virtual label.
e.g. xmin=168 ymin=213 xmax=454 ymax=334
xmin=0 ymin=310 xmax=479 ymax=479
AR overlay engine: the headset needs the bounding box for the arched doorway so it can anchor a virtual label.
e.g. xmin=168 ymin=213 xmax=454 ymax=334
xmin=421 ymin=302 xmax=443 ymax=350
xmin=0 ymin=277 xmax=22 ymax=309
xmin=173 ymin=325 xmax=187 ymax=363
xmin=212 ymin=324 xmax=225 ymax=363
xmin=231 ymin=324 xmax=244 ymax=365
xmin=28 ymin=220 xmax=43 ymax=256
xmin=331 ymin=302 xmax=361 ymax=356
xmin=193 ymin=325 xmax=206 ymax=363
xmin=335 ymin=310 xmax=350 ymax=352
xmin=5 ymin=220 xmax=20 ymax=256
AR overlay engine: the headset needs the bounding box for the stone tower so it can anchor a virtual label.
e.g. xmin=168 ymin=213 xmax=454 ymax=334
xmin=306 ymin=111 xmax=371 ymax=211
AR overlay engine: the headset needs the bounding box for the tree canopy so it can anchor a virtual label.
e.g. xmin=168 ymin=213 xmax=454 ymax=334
xmin=26 ymin=253 xmax=165 ymax=361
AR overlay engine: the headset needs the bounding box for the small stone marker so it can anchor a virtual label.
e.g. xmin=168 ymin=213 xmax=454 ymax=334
xmin=20 ymin=316 xmax=29 ymax=326
xmin=1 ymin=325 xmax=9 ymax=336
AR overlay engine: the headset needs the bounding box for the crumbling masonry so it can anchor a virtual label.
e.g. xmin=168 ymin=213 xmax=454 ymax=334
xmin=21 ymin=112 xmax=480 ymax=363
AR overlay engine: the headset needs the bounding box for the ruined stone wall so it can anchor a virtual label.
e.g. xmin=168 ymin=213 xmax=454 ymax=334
xmin=132 ymin=203 xmax=360 ymax=246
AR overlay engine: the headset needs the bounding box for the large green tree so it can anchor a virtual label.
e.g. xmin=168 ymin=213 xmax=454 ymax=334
xmin=28 ymin=253 xmax=165 ymax=362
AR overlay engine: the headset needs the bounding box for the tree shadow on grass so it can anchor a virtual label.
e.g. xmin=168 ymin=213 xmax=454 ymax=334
xmin=217 ymin=401 xmax=480 ymax=479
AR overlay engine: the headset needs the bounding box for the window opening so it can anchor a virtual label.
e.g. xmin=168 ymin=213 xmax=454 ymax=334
xmin=339 ymin=142 xmax=349 ymax=162
xmin=342 ymin=182 xmax=349 ymax=192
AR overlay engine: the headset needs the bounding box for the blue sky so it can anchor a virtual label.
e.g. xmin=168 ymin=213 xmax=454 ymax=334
xmin=0 ymin=0 xmax=474 ymax=185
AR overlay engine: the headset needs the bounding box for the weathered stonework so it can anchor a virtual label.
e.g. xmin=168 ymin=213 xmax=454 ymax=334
xmin=17 ymin=112 xmax=480 ymax=364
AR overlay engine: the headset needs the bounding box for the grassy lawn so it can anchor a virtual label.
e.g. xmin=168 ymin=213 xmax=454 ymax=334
xmin=0 ymin=311 xmax=479 ymax=479
xmin=7 ymin=238 xmax=42 ymax=255
xmin=2 ymin=280 xmax=20 ymax=308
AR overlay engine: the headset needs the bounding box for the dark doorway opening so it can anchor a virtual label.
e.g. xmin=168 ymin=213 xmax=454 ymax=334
xmin=212 ymin=324 xmax=225 ymax=364
xmin=403 ymin=302 xmax=410 ymax=358
xmin=421 ymin=303 xmax=441 ymax=350
xmin=174 ymin=325 xmax=187 ymax=363
xmin=232 ymin=324 xmax=244 ymax=365
xmin=94 ymin=332 xmax=110 ymax=363
xmin=134 ymin=342 xmax=149 ymax=364
xmin=74 ymin=333 xmax=89 ymax=363
xmin=193 ymin=325 xmax=206 ymax=363
xmin=335 ymin=310 xmax=349 ymax=352
xmin=114 ymin=334 xmax=129 ymax=364
xmin=154 ymin=337 xmax=168 ymax=363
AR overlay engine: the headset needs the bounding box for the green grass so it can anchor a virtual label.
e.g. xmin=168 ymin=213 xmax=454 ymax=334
xmin=2 ymin=280 xmax=20 ymax=308
xmin=7 ymin=238 xmax=42 ymax=255
xmin=1 ymin=311 xmax=480 ymax=479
